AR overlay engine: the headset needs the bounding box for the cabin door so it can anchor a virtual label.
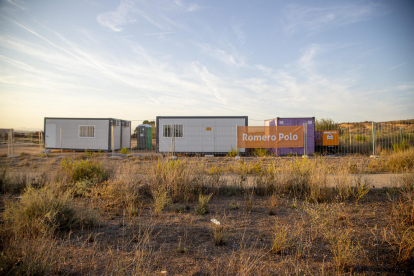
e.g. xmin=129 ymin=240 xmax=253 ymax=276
xmin=45 ymin=124 xmax=56 ymax=148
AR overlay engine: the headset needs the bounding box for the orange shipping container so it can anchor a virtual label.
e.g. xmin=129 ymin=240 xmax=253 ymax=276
xmin=321 ymin=130 xmax=339 ymax=146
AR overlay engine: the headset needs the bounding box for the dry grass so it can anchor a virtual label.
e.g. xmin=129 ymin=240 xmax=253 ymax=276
xmin=1 ymin=153 xmax=414 ymax=275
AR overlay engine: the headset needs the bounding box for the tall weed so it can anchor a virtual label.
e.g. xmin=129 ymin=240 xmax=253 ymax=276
xmin=2 ymin=185 xmax=97 ymax=237
xmin=60 ymin=158 xmax=110 ymax=184
xmin=147 ymin=159 xmax=202 ymax=202
xmin=385 ymin=148 xmax=414 ymax=173
xmin=196 ymin=193 xmax=212 ymax=215
xmin=153 ymin=188 xmax=171 ymax=215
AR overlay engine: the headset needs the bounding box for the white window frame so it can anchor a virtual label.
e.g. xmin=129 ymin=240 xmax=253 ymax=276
xmin=79 ymin=125 xmax=95 ymax=138
xmin=163 ymin=124 xmax=183 ymax=138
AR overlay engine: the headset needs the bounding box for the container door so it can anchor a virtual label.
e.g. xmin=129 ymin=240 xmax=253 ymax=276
xmin=45 ymin=124 xmax=56 ymax=148
xmin=295 ymin=118 xmax=315 ymax=155
xmin=277 ymin=118 xmax=295 ymax=155
xmin=138 ymin=126 xmax=146 ymax=149
xmin=202 ymin=121 xmax=215 ymax=153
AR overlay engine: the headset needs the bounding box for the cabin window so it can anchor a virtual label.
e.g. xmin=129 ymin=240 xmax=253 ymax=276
xmin=79 ymin=125 xmax=95 ymax=138
xmin=163 ymin=124 xmax=183 ymax=138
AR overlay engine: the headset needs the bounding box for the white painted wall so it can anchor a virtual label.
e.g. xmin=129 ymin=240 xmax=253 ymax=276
xmin=45 ymin=119 xmax=109 ymax=150
xmin=113 ymin=124 xmax=121 ymax=150
xmin=158 ymin=117 xmax=246 ymax=154
xmin=121 ymin=125 xmax=131 ymax=148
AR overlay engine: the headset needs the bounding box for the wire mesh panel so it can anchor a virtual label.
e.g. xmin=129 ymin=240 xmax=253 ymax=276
xmin=2 ymin=119 xmax=412 ymax=158
xmin=326 ymin=120 xmax=414 ymax=156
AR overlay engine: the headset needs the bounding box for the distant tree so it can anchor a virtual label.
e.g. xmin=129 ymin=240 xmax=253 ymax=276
xmin=315 ymin=118 xmax=338 ymax=131
xmin=142 ymin=120 xmax=155 ymax=125
xmin=134 ymin=120 xmax=156 ymax=138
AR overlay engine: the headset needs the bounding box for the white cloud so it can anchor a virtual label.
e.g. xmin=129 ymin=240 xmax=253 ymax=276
xmin=255 ymin=64 xmax=273 ymax=76
xmin=144 ymin=31 xmax=174 ymax=36
xmin=282 ymin=3 xmax=383 ymax=35
xmin=174 ymin=0 xmax=200 ymax=12
xmin=396 ymin=83 xmax=414 ymax=91
xmin=390 ymin=62 xmax=406 ymax=70
xmin=195 ymin=42 xmax=246 ymax=67
xmin=6 ymin=0 xmax=26 ymax=11
xmin=96 ymin=0 xmax=190 ymax=32
xmin=232 ymin=21 xmax=245 ymax=45
xmin=96 ymin=0 xmax=136 ymax=32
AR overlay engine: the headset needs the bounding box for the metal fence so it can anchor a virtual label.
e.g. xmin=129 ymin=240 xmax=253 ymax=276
xmin=333 ymin=120 xmax=414 ymax=156
xmin=0 ymin=130 xmax=44 ymax=157
xmin=1 ymin=120 xmax=413 ymax=158
xmin=129 ymin=119 xmax=414 ymax=157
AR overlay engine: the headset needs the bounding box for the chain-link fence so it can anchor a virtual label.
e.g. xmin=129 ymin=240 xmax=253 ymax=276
xmin=0 ymin=129 xmax=44 ymax=157
xmin=128 ymin=119 xmax=414 ymax=157
xmin=1 ymin=119 xmax=413 ymax=158
xmin=335 ymin=120 xmax=414 ymax=156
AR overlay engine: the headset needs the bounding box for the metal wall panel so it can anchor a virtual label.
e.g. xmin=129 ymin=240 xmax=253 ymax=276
xmin=44 ymin=118 xmax=109 ymax=150
xmin=122 ymin=125 xmax=131 ymax=149
xmin=265 ymin=117 xmax=315 ymax=156
xmin=113 ymin=124 xmax=121 ymax=150
xmin=157 ymin=117 xmax=247 ymax=154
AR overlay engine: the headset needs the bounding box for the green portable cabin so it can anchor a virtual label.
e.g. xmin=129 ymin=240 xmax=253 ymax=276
xmin=137 ymin=124 xmax=152 ymax=149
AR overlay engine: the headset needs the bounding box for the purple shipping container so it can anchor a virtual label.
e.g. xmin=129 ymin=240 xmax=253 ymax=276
xmin=265 ymin=117 xmax=315 ymax=156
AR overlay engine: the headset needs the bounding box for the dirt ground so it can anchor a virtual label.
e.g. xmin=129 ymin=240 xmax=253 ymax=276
xmin=0 ymin=142 xmax=409 ymax=190
xmin=1 ymin=143 xmax=413 ymax=275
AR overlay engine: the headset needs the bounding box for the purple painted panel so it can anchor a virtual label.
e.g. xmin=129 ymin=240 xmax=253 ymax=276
xmin=266 ymin=117 xmax=315 ymax=156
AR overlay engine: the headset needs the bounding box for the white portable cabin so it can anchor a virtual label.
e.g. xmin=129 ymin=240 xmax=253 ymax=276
xmin=156 ymin=116 xmax=248 ymax=155
xmin=44 ymin=118 xmax=131 ymax=151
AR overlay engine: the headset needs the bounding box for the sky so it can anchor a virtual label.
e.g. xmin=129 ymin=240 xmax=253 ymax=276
xmin=0 ymin=0 xmax=413 ymax=130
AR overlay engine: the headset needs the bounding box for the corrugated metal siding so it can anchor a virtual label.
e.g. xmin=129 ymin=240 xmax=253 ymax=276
xmin=113 ymin=124 xmax=121 ymax=150
xmin=265 ymin=117 xmax=315 ymax=156
xmin=121 ymin=125 xmax=131 ymax=149
xmin=45 ymin=119 xmax=109 ymax=150
xmin=157 ymin=117 xmax=247 ymax=154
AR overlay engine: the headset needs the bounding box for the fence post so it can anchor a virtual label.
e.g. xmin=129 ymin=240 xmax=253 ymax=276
xmin=236 ymin=125 xmax=238 ymax=157
xmin=7 ymin=129 xmax=10 ymax=157
xmin=303 ymin=123 xmax=308 ymax=157
xmin=112 ymin=124 xmax=115 ymax=157
xmin=171 ymin=124 xmax=173 ymax=157
xmin=11 ymin=129 xmax=13 ymax=156
xmin=371 ymin=121 xmax=377 ymax=157
xmin=60 ymin=127 xmax=63 ymax=156
xmin=400 ymin=127 xmax=403 ymax=142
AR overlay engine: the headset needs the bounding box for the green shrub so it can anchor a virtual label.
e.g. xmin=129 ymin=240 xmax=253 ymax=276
xmin=91 ymin=180 xmax=139 ymax=210
xmin=271 ymin=223 xmax=294 ymax=254
xmin=354 ymin=135 xmax=368 ymax=141
xmin=393 ymin=139 xmax=410 ymax=153
xmin=73 ymin=179 xmax=94 ymax=197
xmin=120 ymin=148 xmax=129 ymax=154
xmin=148 ymin=159 xmax=201 ymax=202
xmin=0 ymin=236 xmax=58 ymax=276
xmin=2 ymin=185 xmax=97 ymax=237
xmin=212 ymin=220 xmax=226 ymax=246
xmin=229 ymin=202 xmax=239 ymax=210
xmin=196 ymin=194 xmax=212 ymax=215
xmin=127 ymin=203 xmax=140 ymax=217
xmin=228 ymin=146 xmax=238 ymax=157
xmin=153 ymin=188 xmax=171 ymax=215
xmin=85 ymin=148 xmax=93 ymax=158
xmin=253 ymin=148 xmax=271 ymax=157
xmin=228 ymin=161 xmax=262 ymax=175
xmin=61 ymin=158 xmax=109 ymax=184
xmin=0 ymin=166 xmax=9 ymax=193
xmin=208 ymin=166 xmax=223 ymax=175
xmin=174 ymin=204 xmax=190 ymax=213
xmin=385 ymin=148 xmax=414 ymax=173
xmin=325 ymin=229 xmax=359 ymax=271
